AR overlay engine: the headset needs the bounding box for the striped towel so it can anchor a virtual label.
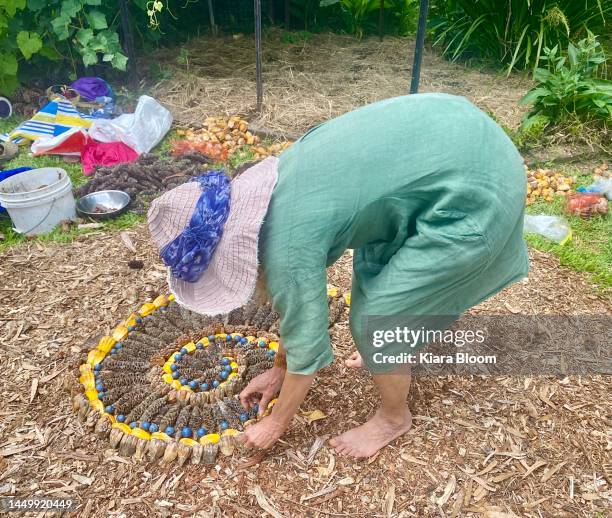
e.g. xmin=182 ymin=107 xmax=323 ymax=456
xmin=8 ymin=96 xmax=92 ymax=143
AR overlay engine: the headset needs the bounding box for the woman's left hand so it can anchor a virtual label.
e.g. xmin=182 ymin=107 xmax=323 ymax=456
xmin=238 ymin=415 xmax=288 ymax=450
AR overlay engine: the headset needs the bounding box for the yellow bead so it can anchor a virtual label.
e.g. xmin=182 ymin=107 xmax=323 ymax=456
xmin=200 ymin=433 xmax=220 ymax=445
xmin=112 ymin=325 xmax=128 ymax=342
xmin=162 ymin=363 xmax=173 ymax=375
xmin=268 ymin=341 xmax=279 ymax=352
xmin=138 ymin=302 xmax=156 ymax=317
xmin=124 ymin=314 xmax=137 ymax=328
xmin=97 ymin=336 xmax=116 ymax=354
xmin=79 ymin=363 xmax=92 ymax=376
xmin=85 ymin=389 xmax=98 ymax=402
xmin=131 ymin=428 xmax=151 ymax=440
xmin=327 ymin=285 xmax=338 ymax=297
xmin=344 ymin=292 xmax=351 ymax=306
xmin=151 ymin=432 xmax=171 ymax=442
xmin=162 ymin=373 xmax=173 ymax=384
xmin=171 ymin=380 xmax=182 ymax=390
xmin=168 ymin=293 xmax=175 ymax=301
xmin=153 ymin=295 xmax=168 ymax=308
xmin=87 ymin=349 xmax=105 ymax=367
xmin=221 ymin=428 xmax=240 ymax=437
xmin=112 ymin=423 xmax=132 ymax=434
xmin=179 ymin=438 xmax=198 ymax=446
xmin=184 ymin=342 xmax=196 ymax=353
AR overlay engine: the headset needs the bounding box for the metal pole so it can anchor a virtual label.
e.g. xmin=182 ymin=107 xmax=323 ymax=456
xmin=207 ymin=0 xmax=217 ymax=36
xmin=254 ymin=0 xmax=263 ymax=112
xmin=409 ymin=0 xmax=429 ymax=94
xmin=379 ymin=0 xmax=385 ymax=42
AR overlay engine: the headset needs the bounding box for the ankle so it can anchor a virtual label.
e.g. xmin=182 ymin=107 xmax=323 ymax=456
xmin=377 ymin=406 xmax=410 ymax=426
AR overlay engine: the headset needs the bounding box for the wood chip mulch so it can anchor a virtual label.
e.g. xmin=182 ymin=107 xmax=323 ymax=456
xmin=0 ymin=228 xmax=610 ymax=517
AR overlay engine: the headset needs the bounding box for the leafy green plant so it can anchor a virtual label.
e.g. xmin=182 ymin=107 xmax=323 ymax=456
xmin=0 ymin=0 xmax=128 ymax=95
xmin=431 ymin=0 xmax=612 ymax=74
xmin=321 ymin=0 xmax=380 ymax=38
xmin=519 ymin=33 xmax=612 ymax=131
xmin=385 ymin=0 xmax=418 ymax=36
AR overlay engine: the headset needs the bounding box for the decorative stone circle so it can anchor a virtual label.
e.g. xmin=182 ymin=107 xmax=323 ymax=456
xmin=72 ymin=288 xmax=348 ymax=465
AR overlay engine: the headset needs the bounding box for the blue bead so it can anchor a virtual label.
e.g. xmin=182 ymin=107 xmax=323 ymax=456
xmin=117 ymin=415 xmax=125 ymax=422
xmin=135 ymin=316 xmax=143 ymax=324
xmin=197 ymin=427 xmax=207 ymax=438
xmin=180 ymin=347 xmax=188 ymax=354
xmin=258 ymin=340 xmax=266 ymax=347
xmin=141 ymin=422 xmax=150 ymax=431
xmin=239 ymin=413 xmax=249 ymax=422
xmin=200 ymin=382 xmax=209 ymax=391
xmin=219 ymin=371 xmax=228 ymax=380
xmin=189 ymin=380 xmax=198 ymax=390
xmin=212 ymin=380 xmax=220 ymax=388
xmin=181 ymin=426 xmax=192 ymax=438
xmin=219 ymin=420 xmax=229 ymax=430
xmin=95 ymin=382 xmax=104 ymax=392
xmin=240 ymin=338 xmax=247 ymax=344
xmin=129 ymin=422 xmax=137 ymax=429
xmin=267 ymin=350 xmax=276 ymax=357
xmin=170 ymin=364 xmax=178 ymax=372
xmin=110 ymin=348 xmax=117 ymax=355
xmin=226 ymin=334 xmax=232 ymax=341
xmin=252 ymin=404 xmax=259 ymax=413
xmin=196 ymin=342 xmax=204 ymax=350
xmin=234 ymin=335 xmax=241 ymax=342
xmin=149 ymin=423 xmax=159 ymax=433
xmin=115 ymin=343 xmax=123 ymax=349
xmin=172 ymin=371 xmax=180 ymax=380
xmin=165 ymin=426 xmax=175 ymax=435
xmin=94 ymin=364 xmax=102 ymax=372
xmin=160 ymin=306 xmax=167 ymax=312
xmin=128 ymin=326 xmax=135 ymax=332
xmin=208 ymin=335 xmax=214 ymax=342
xmin=174 ymin=353 xmax=182 ymax=361
xmin=221 ymin=358 xmax=230 ymax=366
xmin=180 ymin=378 xmax=188 ymax=386
xmin=97 ymin=392 xmax=105 ymax=399
xmin=105 ymin=405 xmax=114 ymax=413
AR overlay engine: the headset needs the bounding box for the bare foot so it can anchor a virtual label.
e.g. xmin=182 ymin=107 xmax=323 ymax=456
xmin=344 ymin=351 xmax=363 ymax=369
xmin=329 ymin=406 xmax=412 ymax=458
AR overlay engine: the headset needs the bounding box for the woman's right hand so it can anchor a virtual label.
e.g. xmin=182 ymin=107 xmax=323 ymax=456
xmin=239 ymin=367 xmax=286 ymax=418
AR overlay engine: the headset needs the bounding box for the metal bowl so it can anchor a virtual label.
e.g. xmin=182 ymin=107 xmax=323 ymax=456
xmin=76 ymin=190 xmax=131 ymax=220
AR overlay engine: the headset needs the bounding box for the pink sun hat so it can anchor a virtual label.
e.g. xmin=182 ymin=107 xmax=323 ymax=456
xmin=147 ymin=156 xmax=278 ymax=315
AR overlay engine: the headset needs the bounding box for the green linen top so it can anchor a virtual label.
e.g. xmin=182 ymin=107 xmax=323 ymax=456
xmin=259 ymin=93 xmax=529 ymax=375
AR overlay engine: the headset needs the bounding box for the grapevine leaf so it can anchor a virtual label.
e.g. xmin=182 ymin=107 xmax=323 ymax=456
xmin=51 ymin=14 xmax=70 ymax=40
xmin=102 ymin=52 xmax=114 ymax=62
xmin=76 ymin=27 xmax=94 ymax=46
xmin=38 ymin=45 xmax=63 ymax=60
xmin=0 ymin=73 xmax=19 ymax=95
xmin=111 ymin=52 xmax=128 ymax=71
xmin=61 ymin=0 xmax=81 ymax=18
xmin=87 ymin=10 xmax=107 ymax=30
xmin=16 ymin=31 xmax=43 ymax=60
xmin=2 ymin=0 xmax=26 ymax=17
xmin=84 ymin=0 xmax=101 ymax=4
xmin=82 ymin=49 xmax=98 ymax=67
xmin=0 ymin=52 xmax=18 ymax=76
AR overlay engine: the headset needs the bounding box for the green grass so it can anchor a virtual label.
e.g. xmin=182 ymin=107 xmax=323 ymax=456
xmin=525 ymin=168 xmax=611 ymax=292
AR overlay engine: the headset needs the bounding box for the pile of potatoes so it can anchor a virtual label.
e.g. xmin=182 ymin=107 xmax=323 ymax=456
xmin=526 ymin=168 xmax=574 ymax=205
xmin=174 ymin=116 xmax=291 ymax=161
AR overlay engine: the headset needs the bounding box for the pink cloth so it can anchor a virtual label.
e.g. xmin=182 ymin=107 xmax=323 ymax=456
xmin=81 ymin=139 xmax=138 ymax=175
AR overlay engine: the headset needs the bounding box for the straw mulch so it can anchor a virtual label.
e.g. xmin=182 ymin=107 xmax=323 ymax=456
xmin=151 ymin=29 xmax=532 ymax=137
xmin=1 ymin=227 xmax=610 ymax=516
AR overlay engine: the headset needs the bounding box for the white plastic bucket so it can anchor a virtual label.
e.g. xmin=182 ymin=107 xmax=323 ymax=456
xmin=0 ymin=167 xmax=76 ymax=236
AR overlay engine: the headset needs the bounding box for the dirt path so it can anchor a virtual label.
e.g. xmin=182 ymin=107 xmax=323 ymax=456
xmin=0 ymin=227 xmax=610 ymax=516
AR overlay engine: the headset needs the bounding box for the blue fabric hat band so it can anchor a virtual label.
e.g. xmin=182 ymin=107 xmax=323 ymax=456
xmin=160 ymin=171 xmax=231 ymax=283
